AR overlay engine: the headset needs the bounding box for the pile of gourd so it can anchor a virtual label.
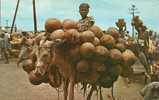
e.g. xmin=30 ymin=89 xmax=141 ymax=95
xmin=41 ymin=18 xmax=137 ymax=88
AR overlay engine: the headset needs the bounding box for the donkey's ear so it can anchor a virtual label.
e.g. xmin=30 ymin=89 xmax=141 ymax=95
xmin=43 ymin=40 xmax=54 ymax=48
xmin=54 ymin=39 xmax=62 ymax=43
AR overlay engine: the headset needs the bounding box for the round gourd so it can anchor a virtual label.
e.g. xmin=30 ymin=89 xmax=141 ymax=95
xmin=93 ymin=37 xmax=100 ymax=46
xmin=95 ymin=45 xmax=109 ymax=60
xmin=115 ymin=43 xmax=126 ymax=52
xmin=50 ymin=29 xmax=65 ymax=40
xmin=22 ymin=59 xmax=34 ymax=73
xmin=89 ymin=25 xmax=103 ymax=38
xmin=110 ymin=49 xmax=122 ymax=64
xmin=45 ymin=18 xmax=62 ymax=33
xmin=63 ymin=19 xmax=77 ymax=30
xmin=64 ymin=29 xmax=80 ymax=43
xmin=122 ymin=49 xmax=137 ymax=66
xmin=80 ymin=42 xmax=95 ymax=58
xmin=106 ymin=27 xmax=120 ymax=39
xmin=100 ymin=34 xmax=116 ymax=49
xmin=80 ymin=30 xmax=95 ymax=43
xmin=28 ymin=71 xmax=42 ymax=85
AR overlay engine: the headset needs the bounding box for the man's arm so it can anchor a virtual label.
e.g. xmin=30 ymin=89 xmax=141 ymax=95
xmin=90 ymin=20 xmax=95 ymax=26
xmin=88 ymin=16 xmax=95 ymax=27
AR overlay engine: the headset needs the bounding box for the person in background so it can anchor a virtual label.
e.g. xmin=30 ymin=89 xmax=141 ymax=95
xmin=4 ymin=31 xmax=11 ymax=56
xmin=0 ymin=32 xmax=2 ymax=59
xmin=140 ymin=82 xmax=159 ymax=100
xmin=0 ymin=33 xmax=9 ymax=63
xmin=77 ymin=3 xmax=95 ymax=32
xmin=152 ymin=59 xmax=159 ymax=81
xmin=17 ymin=32 xmax=29 ymax=65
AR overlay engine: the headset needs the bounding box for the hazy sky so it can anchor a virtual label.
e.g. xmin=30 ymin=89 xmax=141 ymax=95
xmin=1 ymin=0 xmax=159 ymax=32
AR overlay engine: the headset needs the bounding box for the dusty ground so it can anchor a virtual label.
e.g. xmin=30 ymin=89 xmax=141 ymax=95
xmin=0 ymin=59 xmax=144 ymax=100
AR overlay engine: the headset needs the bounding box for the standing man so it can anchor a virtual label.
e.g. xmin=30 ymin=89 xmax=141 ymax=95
xmin=116 ymin=18 xmax=127 ymax=38
xmin=4 ymin=31 xmax=11 ymax=56
xmin=0 ymin=33 xmax=9 ymax=63
xmin=17 ymin=32 xmax=29 ymax=65
xmin=77 ymin=3 xmax=95 ymax=32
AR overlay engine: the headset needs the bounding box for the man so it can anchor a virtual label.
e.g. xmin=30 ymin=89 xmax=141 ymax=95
xmin=140 ymin=82 xmax=159 ymax=100
xmin=0 ymin=33 xmax=9 ymax=63
xmin=17 ymin=32 xmax=30 ymax=65
xmin=4 ymin=31 xmax=11 ymax=56
xmin=152 ymin=60 xmax=159 ymax=81
xmin=116 ymin=18 xmax=127 ymax=38
xmin=77 ymin=3 xmax=95 ymax=32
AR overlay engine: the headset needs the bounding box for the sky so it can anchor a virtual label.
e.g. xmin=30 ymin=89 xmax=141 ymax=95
xmin=1 ymin=0 xmax=159 ymax=33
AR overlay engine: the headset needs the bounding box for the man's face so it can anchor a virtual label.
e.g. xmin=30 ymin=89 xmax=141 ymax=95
xmin=79 ymin=7 xmax=89 ymax=19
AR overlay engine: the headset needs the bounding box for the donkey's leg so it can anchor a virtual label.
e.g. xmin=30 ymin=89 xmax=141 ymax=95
xmin=64 ymin=79 xmax=69 ymax=100
xmin=69 ymin=75 xmax=75 ymax=100
xmin=87 ymin=85 xmax=96 ymax=100
xmin=82 ymin=82 xmax=87 ymax=97
xmin=99 ymin=86 xmax=103 ymax=100
xmin=111 ymin=83 xmax=115 ymax=100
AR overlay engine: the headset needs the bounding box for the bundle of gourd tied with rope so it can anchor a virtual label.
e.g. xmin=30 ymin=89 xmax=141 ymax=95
xmin=22 ymin=18 xmax=137 ymax=100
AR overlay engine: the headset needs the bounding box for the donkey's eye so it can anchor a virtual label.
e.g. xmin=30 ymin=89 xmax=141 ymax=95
xmin=43 ymin=54 xmax=48 ymax=57
xmin=32 ymin=54 xmax=37 ymax=62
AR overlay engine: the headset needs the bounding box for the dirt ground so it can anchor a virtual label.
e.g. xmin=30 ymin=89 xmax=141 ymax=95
xmin=0 ymin=59 xmax=144 ymax=100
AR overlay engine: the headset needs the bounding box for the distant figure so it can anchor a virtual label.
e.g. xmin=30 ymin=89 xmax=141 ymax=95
xmin=116 ymin=18 xmax=127 ymax=38
xmin=77 ymin=3 xmax=95 ymax=32
xmin=17 ymin=32 xmax=30 ymax=65
xmin=140 ymin=82 xmax=159 ymax=100
xmin=4 ymin=31 xmax=11 ymax=56
xmin=152 ymin=60 xmax=159 ymax=81
xmin=0 ymin=33 xmax=9 ymax=63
